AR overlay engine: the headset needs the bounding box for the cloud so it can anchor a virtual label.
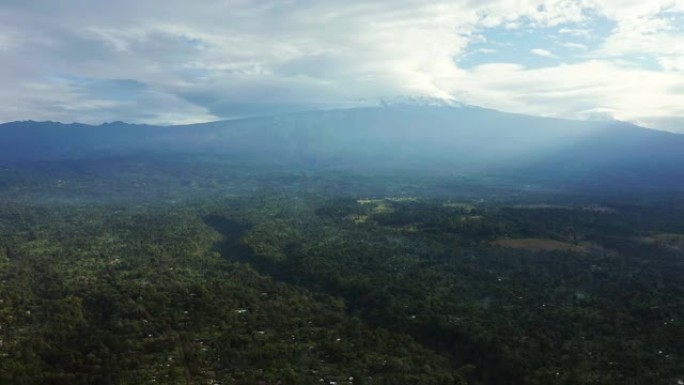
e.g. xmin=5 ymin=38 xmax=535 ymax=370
xmin=531 ymin=48 xmax=557 ymax=58
xmin=588 ymin=2 xmax=684 ymax=66
xmin=0 ymin=0 xmax=682 ymax=132
xmin=0 ymin=32 xmax=13 ymax=52
xmin=452 ymin=60 xmax=684 ymax=131
xmin=659 ymin=56 xmax=684 ymax=72
xmin=558 ymin=28 xmax=591 ymax=37
xmin=563 ymin=42 xmax=589 ymax=50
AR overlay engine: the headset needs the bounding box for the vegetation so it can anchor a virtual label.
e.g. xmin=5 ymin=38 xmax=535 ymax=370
xmin=0 ymin=157 xmax=682 ymax=384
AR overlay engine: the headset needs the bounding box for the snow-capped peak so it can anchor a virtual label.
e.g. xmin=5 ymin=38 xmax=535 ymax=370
xmin=378 ymin=96 xmax=471 ymax=108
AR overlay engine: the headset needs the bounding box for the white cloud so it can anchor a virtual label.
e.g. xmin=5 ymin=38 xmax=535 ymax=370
xmin=563 ymin=42 xmax=589 ymax=50
xmin=558 ymin=28 xmax=591 ymax=37
xmin=589 ymin=1 xmax=684 ymax=56
xmin=659 ymin=56 xmax=684 ymax=72
xmin=451 ymin=60 xmax=684 ymax=131
xmin=0 ymin=34 xmax=12 ymax=51
xmin=531 ymin=48 xmax=557 ymax=58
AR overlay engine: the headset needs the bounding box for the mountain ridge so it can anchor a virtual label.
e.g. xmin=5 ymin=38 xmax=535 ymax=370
xmin=1 ymin=104 xmax=682 ymax=192
xmin=3 ymin=103 xmax=678 ymax=135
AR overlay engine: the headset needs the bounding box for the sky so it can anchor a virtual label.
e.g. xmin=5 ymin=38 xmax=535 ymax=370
xmin=1 ymin=0 xmax=684 ymax=132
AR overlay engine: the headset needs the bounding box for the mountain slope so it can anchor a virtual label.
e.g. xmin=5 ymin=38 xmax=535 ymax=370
xmin=1 ymin=105 xmax=682 ymax=191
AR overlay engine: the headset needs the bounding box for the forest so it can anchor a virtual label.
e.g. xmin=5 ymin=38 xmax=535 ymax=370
xmin=0 ymin=156 xmax=682 ymax=384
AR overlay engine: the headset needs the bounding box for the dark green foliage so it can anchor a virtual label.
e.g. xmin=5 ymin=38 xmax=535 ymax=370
xmin=0 ymin=203 xmax=463 ymax=385
xmin=0 ymin=158 xmax=682 ymax=384
xmin=232 ymin=196 xmax=684 ymax=384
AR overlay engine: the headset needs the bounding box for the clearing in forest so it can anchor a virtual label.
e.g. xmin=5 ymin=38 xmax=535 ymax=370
xmin=492 ymin=238 xmax=586 ymax=253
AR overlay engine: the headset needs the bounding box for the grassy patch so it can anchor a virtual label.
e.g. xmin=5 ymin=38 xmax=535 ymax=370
xmin=492 ymin=238 xmax=586 ymax=253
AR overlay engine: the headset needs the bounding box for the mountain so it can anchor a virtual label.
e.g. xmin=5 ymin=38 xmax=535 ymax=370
xmin=1 ymin=104 xmax=683 ymax=191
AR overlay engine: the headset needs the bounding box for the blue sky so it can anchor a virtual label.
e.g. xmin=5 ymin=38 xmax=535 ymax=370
xmin=458 ymin=16 xmax=617 ymax=69
xmin=1 ymin=1 xmax=683 ymax=132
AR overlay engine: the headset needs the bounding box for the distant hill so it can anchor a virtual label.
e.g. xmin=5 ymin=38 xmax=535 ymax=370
xmin=1 ymin=104 xmax=683 ymax=191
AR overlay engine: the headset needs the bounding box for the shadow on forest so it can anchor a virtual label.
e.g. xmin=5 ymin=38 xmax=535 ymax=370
xmin=204 ymin=214 xmax=522 ymax=385
xmin=203 ymin=215 xmax=254 ymax=263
